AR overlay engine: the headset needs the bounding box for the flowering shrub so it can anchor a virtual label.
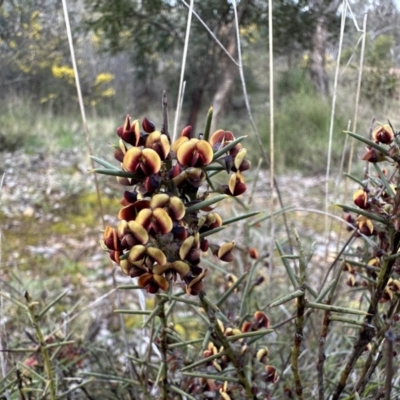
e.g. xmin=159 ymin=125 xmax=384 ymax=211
xmin=92 ymin=109 xmax=283 ymax=399
xmin=96 ymin=110 xmax=250 ymax=295
xmin=332 ymin=121 xmax=400 ymax=399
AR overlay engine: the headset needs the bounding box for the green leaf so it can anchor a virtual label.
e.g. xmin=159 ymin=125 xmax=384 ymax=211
xmin=212 ymin=136 xmax=247 ymax=161
xmin=168 ymin=338 xmax=203 ymax=349
xmin=90 ymin=155 xmax=119 ymax=170
xmin=114 ymin=309 xmax=151 ymax=315
xmin=92 ymin=168 xmax=141 ymax=179
xmin=157 ymin=294 xmax=201 ymax=306
xmin=306 ymin=301 xmax=370 ymax=315
xmin=343 ymin=173 xmax=367 ymax=188
xmin=314 ymin=280 xmax=336 ymax=303
xmin=117 ymin=284 xmax=142 ymax=289
xmin=336 ymin=203 xmax=388 ymax=224
xmin=170 ymin=385 xmax=197 ymax=400
xmin=199 ymin=226 xmax=226 ymax=238
xmin=216 ymin=273 xmax=247 ymax=307
xmin=185 ymin=194 xmax=228 ymax=214
xmin=373 ymin=164 xmax=395 ymax=198
xmin=80 ymin=372 xmax=139 ymax=385
xmin=222 ymin=210 xmax=261 ymax=226
xmin=0 ymin=291 xmax=28 ymax=311
xmin=205 ymin=171 xmax=216 ymax=191
xmin=203 ymin=165 xmax=226 ymax=171
xmin=384 ymin=252 xmax=400 ymax=261
xmin=329 ymin=316 xmax=366 ymax=327
xmin=141 ymin=305 xmax=163 ymax=328
xmin=180 ymin=351 xmax=225 ymax=372
xmin=268 ymin=289 xmax=305 ymax=308
xmin=239 ymin=259 xmax=260 ymax=318
xmin=248 ymin=206 xmax=294 ymax=226
xmin=181 ymin=372 xmax=239 ymax=383
xmin=203 ymin=106 xmax=213 ymax=142
xmin=38 ymin=290 xmax=69 ymax=319
xmin=275 ymin=241 xmax=298 ymax=288
xmin=344 ymin=130 xmax=390 ymax=156
xmin=226 ymin=329 xmax=274 ymax=341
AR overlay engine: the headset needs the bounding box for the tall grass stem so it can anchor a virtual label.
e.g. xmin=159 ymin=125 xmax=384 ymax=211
xmin=172 ymin=0 xmax=193 ymax=142
xmin=0 ymin=174 xmax=9 ymax=400
xmin=268 ymin=0 xmax=275 ymax=277
xmin=346 ymin=12 xmax=367 ymax=189
xmin=180 ymin=0 xmax=238 ymax=66
xmin=61 ymin=0 xmax=105 ymax=227
xmin=324 ymin=0 xmax=347 ymax=257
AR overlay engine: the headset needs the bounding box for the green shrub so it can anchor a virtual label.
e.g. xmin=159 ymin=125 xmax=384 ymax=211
xmin=259 ymin=91 xmax=346 ymax=174
xmin=362 ymin=35 xmax=399 ymax=105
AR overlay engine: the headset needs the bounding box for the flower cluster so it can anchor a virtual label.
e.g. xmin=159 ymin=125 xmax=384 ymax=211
xmin=100 ymin=113 xmax=250 ymax=294
xmin=199 ymin=310 xmax=277 ymax=398
xmin=342 ymin=122 xmax=400 ymax=302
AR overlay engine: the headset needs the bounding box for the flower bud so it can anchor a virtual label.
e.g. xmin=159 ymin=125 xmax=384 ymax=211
xmin=263 ymin=365 xmax=279 ymax=384
xmin=249 ymin=247 xmax=259 ymax=259
xmin=372 ymin=124 xmax=394 ymax=144
xmin=142 ymin=117 xmax=156 ymax=133
xmin=256 ymin=347 xmax=269 ymax=363
xmin=353 ymin=189 xmax=368 ymax=209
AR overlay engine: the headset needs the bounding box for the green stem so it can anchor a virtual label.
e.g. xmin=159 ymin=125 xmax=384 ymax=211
xmin=24 ymin=292 xmax=56 ymax=400
xmin=199 ymin=291 xmax=256 ymax=399
xmin=156 ymin=295 xmax=169 ymax=399
xmin=291 ymin=230 xmax=306 ymax=400
xmin=332 ymin=226 xmax=400 ymax=400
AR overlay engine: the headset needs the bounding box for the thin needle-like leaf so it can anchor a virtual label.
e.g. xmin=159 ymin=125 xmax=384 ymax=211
xmin=181 ymin=372 xmax=239 ymax=383
xmin=307 ymin=302 xmax=370 ymax=316
xmin=203 ymin=106 xmax=213 ymax=142
xmin=373 ymin=164 xmax=395 ymax=198
xmin=216 ymin=273 xmax=247 ymax=307
xmin=141 ymin=305 xmax=161 ymax=329
xmin=343 ymin=173 xmax=367 ymax=188
xmin=185 ymin=195 xmax=228 ymax=214
xmin=212 ymin=136 xmax=247 ymax=161
xmin=0 ymin=292 xmax=27 ymax=310
xmin=268 ymin=289 xmax=305 ymax=308
xmin=90 ymin=155 xmax=119 ymax=170
xmin=275 ymin=241 xmax=298 ymax=288
xmin=344 ymin=131 xmax=390 ymax=157
xmin=336 ymin=204 xmax=388 ymax=224
xmin=38 ymin=290 xmax=69 ymax=319
xmin=222 ymin=211 xmax=261 ymax=225
xmin=91 ymin=168 xmax=141 ymax=179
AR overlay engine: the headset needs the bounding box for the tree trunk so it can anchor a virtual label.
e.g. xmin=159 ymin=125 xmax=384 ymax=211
xmin=210 ymin=3 xmax=247 ymax=133
xmin=187 ymin=87 xmax=204 ymax=132
xmin=309 ymin=0 xmax=340 ymax=97
xmin=210 ymin=27 xmax=237 ymax=133
xmin=309 ymin=15 xmax=330 ymax=96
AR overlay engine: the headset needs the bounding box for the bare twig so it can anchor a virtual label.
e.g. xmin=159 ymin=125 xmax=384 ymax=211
xmin=161 ymin=91 xmax=170 ymax=140
xmin=156 ymin=295 xmax=169 ymax=399
xmin=384 ymin=330 xmax=395 ymax=400
xmin=291 ymin=230 xmax=307 ymax=400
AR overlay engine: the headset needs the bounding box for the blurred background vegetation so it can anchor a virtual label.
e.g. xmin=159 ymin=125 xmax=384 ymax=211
xmin=1 ymin=0 xmax=399 ymax=173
